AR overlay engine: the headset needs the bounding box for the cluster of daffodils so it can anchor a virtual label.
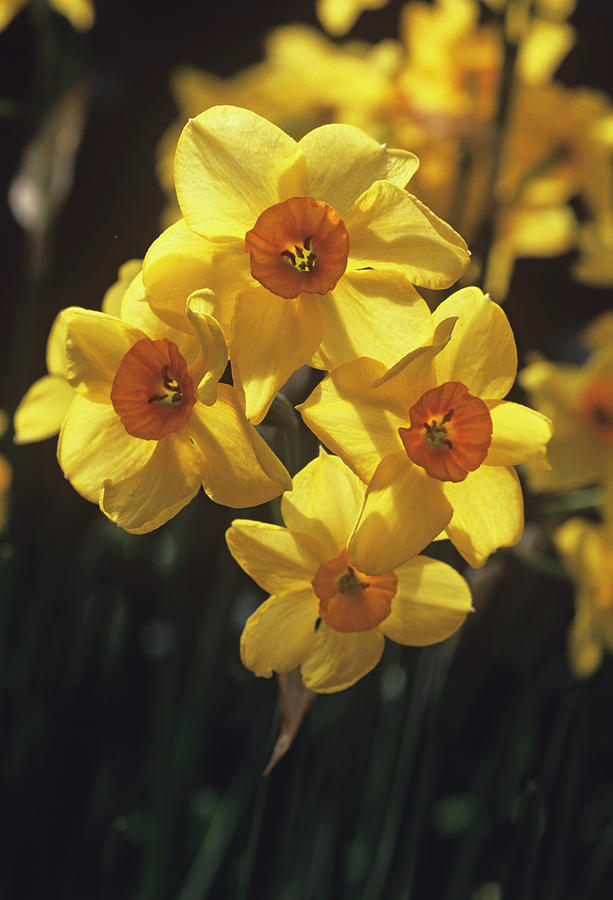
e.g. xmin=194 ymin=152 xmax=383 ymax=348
xmin=521 ymin=312 xmax=613 ymax=678
xmin=157 ymin=0 xmax=613 ymax=300
xmin=0 ymin=0 xmax=94 ymax=32
xmin=15 ymin=105 xmax=552 ymax=693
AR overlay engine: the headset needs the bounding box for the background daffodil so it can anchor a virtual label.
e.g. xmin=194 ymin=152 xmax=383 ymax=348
xmin=300 ymin=287 xmax=552 ymax=571
xmin=56 ymin=276 xmax=290 ymax=533
xmin=227 ymin=449 xmax=472 ymax=693
xmin=143 ymin=104 xmax=470 ymax=424
xmin=555 ymin=517 xmax=613 ymax=679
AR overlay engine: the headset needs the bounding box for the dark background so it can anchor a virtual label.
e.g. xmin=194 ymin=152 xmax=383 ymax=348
xmin=1 ymin=1 xmax=613 ymax=898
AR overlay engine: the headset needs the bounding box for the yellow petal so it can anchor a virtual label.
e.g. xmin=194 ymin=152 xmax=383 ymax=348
xmin=101 ymin=259 xmax=142 ymax=317
xmin=13 ymin=375 xmax=75 ymax=444
xmin=299 ymin=123 xmax=419 ymax=219
xmin=143 ymin=218 xmax=246 ymax=333
xmin=443 ymin=465 xmax=524 ymax=567
xmin=298 ymin=359 xmax=405 ymax=483
xmin=226 ymin=519 xmax=327 ymax=595
xmin=45 ymin=313 xmax=68 ymax=376
xmin=0 ymin=1 xmax=28 ymax=31
xmin=100 ymin=432 xmax=205 ymax=534
xmin=317 ymin=269 xmax=432 ymax=370
xmin=316 ymin=0 xmax=389 ymax=37
xmin=188 ymin=385 xmax=291 ymax=507
xmin=432 ymin=287 xmax=517 ymax=399
xmin=62 ymin=308 xmax=144 ymax=403
xmin=57 ymin=395 xmax=155 ymax=503
xmin=349 ymin=452 xmax=453 ymax=574
xmin=186 ymin=290 xmax=228 ymax=404
xmin=50 ymin=0 xmax=94 ymax=30
xmin=240 ymin=587 xmax=319 ymax=678
xmin=301 ymin=622 xmax=384 ymax=692
xmin=230 ymin=285 xmax=323 ymax=425
xmin=281 ymin=448 xmax=366 ymax=555
xmin=175 ymin=105 xmax=308 ymax=240
xmin=380 ymin=556 xmax=472 ymax=645
xmin=345 ymin=181 xmax=470 ymax=289
xmin=486 ymin=400 xmax=552 ymax=468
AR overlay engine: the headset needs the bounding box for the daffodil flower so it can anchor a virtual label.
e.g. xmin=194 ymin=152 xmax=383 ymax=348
xmin=520 ymin=315 xmax=613 ymax=516
xmin=555 ymin=517 xmax=613 ymax=678
xmin=14 ymin=260 xmax=141 ymax=445
xmin=228 ymin=449 xmax=472 ymax=693
xmin=143 ymin=105 xmax=470 ymax=424
xmin=300 ymin=287 xmax=552 ymax=571
xmin=56 ymin=277 xmax=290 ymax=533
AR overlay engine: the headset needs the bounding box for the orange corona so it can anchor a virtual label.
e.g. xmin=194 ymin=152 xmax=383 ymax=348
xmin=311 ymin=549 xmax=397 ymax=632
xmin=244 ymin=196 xmax=349 ymax=299
xmin=110 ymin=338 xmax=196 ymax=441
xmin=399 ymin=381 xmax=492 ymax=482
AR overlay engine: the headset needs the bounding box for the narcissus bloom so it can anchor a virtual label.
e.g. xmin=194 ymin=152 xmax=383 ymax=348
xmin=555 ymin=518 xmax=613 ymax=678
xmin=56 ymin=279 xmax=290 ymax=533
xmin=228 ymin=450 xmax=472 ymax=693
xmin=144 ymin=105 xmax=469 ymax=424
xmin=14 ymin=259 xmax=141 ymax=445
xmin=300 ymin=287 xmax=552 ymax=571
xmin=520 ymin=314 xmax=613 ymax=515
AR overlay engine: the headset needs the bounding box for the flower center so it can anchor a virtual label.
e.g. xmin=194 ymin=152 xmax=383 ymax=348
xmin=244 ymin=196 xmax=349 ymax=299
xmin=399 ymin=381 xmax=492 ymax=482
xmin=311 ymin=549 xmax=397 ymax=633
xmin=580 ymin=375 xmax=613 ymax=446
xmin=111 ymin=338 xmax=197 ymax=441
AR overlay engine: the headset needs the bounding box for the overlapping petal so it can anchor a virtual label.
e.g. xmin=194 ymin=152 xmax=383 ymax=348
xmin=226 ymin=520 xmax=327 ymax=595
xmin=280 ymin=449 xmax=366 ymax=555
xmin=189 ymin=384 xmax=291 ymax=507
xmin=316 ymin=269 xmax=431 ymax=369
xmin=349 ymin=451 xmax=453 ymax=574
xmin=62 ymin=308 xmax=144 ymax=403
xmin=380 ymin=556 xmax=472 ymax=645
xmin=486 ymin=400 xmax=552 ymax=467
xmin=57 ymin=395 xmax=155 ymax=503
xmin=299 ymin=123 xmax=419 ymax=218
xmin=175 ymin=106 xmax=308 ymax=240
xmin=345 ymin=180 xmax=470 ymax=288
xmin=443 ymin=465 xmax=523 ymax=567
xmin=14 ymin=376 xmax=76 ymax=444
xmin=240 ymin=587 xmax=319 ymax=678
xmin=431 ymin=288 xmax=517 ymax=398
xmin=230 ymin=286 xmax=323 ymax=424
xmin=301 ymin=623 xmax=384 ymax=692
xmin=100 ymin=431 xmax=206 ymax=534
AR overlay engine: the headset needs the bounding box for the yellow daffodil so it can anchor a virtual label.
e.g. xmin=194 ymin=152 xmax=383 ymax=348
xmin=300 ymin=287 xmax=552 ymax=572
xmin=144 ymin=105 xmax=469 ymax=425
xmin=55 ymin=274 xmax=290 ymax=533
xmin=0 ymin=0 xmax=94 ymax=31
xmin=228 ymin=449 xmax=472 ymax=693
xmin=14 ymin=259 xmax=140 ymax=444
xmin=555 ymin=517 xmax=613 ymax=678
xmin=316 ymin=0 xmax=390 ymax=37
xmin=519 ymin=320 xmax=613 ymax=512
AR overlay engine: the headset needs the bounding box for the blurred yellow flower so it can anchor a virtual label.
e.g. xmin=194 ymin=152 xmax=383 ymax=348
xmin=56 ymin=281 xmax=290 ymax=533
xmin=300 ymin=287 xmax=552 ymax=571
xmin=14 ymin=259 xmax=140 ymax=445
xmin=520 ymin=320 xmax=613 ymax=512
xmin=0 ymin=0 xmax=94 ymax=31
xmin=228 ymin=449 xmax=472 ymax=693
xmin=145 ymin=105 xmax=469 ymax=425
xmin=555 ymin=517 xmax=613 ymax=678
xmin=316 ymin=0 xmax=389 ymax=37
